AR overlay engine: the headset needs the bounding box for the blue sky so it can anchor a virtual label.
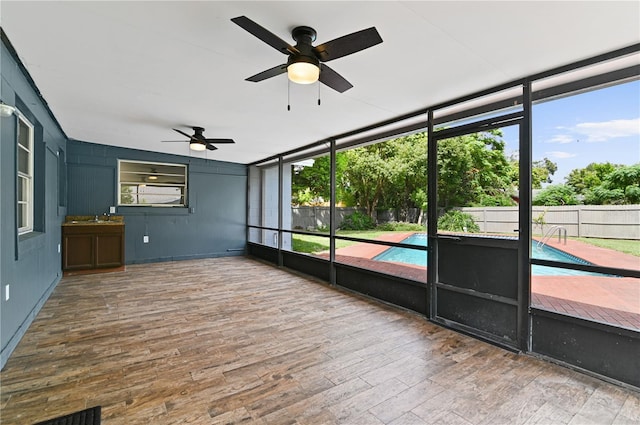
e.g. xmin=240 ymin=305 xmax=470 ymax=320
xmin=502 ymin=79 xmax=640 ymax=184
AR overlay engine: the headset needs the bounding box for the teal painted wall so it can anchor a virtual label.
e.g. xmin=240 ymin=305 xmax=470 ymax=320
xmin=66 ymin=140 xmax=247 ymax=264
xmin=1 ymin=37 xmax=68 ymax=368
xmin=1 ymin=34 xmax=248 ymax=369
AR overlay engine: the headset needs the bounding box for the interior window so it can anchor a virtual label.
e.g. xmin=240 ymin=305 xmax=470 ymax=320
xmin=118 ymin=160 xmax=187 ymax=206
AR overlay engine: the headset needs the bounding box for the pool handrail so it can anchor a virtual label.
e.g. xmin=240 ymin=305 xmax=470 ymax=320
xmin=536 ymin=225 xmax=567 ymax=250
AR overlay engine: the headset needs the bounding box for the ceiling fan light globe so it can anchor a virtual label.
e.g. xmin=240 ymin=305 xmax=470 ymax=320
xmin=287 ymin=62 xmax=320 ymax=84
xmin=190 ymin=141 xmax=207 ymax=151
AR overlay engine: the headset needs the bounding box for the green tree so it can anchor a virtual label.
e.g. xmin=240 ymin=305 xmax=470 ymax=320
xmin=342 ymin=141 xmax=395 ymax=219
xmin=382 ymin=133 xmax=428 ymax=214
xmin=342 ymin=133 xmax=427 ymax=220
xmin=532 ymin=158 xmax=558 ymax=188
xmin=291 ymin=153 xmax=349 ymax=205
xmin=533 ymin=184 xmax=579 ymax=206
xmin=294 ymin=187 xmax=315 ymax=206
xmin=508 ymin=156 xmax=558 ymax=190
xmin=565 ymin=162 xmax=618 ymax=195
xmin=411 ymin=188 xmax=427 ymax=224
xmin=583 ymin=163 xmax=640 ymax=204
xmin=293 ymin=129 xmax=520 ymax=217
xmin=438 ymin=130 xmax=514 ymax=208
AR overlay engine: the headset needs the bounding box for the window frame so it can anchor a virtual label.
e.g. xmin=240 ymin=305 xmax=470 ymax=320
xmin=117 ymin=159 xmax=188 ymax=207
xmin=17 ymin=112 xmax=34 ymax=235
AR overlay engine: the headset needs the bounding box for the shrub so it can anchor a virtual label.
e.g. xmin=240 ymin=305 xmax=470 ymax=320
xmin=376 ymin=221 xmax=425 ymax=231
xmin=438 ymin=210 xmax=480 ymax=232
xmin=316 ymin=224 xmax=329 ymax=233
xmin=533 ymin=184 xmax=578 ymax=206
xmin=339 ymin=211 xmax=376 ymax=230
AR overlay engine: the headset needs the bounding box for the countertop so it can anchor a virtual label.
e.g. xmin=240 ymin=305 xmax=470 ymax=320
xmin=63 ymin=215 xmax=125 ymax=226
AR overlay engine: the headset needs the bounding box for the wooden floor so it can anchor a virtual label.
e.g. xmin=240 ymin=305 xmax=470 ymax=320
xmin=1 ymin=257 xmax=638 ymax=424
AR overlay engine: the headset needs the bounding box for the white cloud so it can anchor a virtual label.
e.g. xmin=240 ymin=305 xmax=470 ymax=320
xmin=548 ymin=134 xmax=574 ymax=144
xmin=546 ymin=151 xmax=577 ymax=159
xmin=574 ymin=117 xmax=640 ymax=142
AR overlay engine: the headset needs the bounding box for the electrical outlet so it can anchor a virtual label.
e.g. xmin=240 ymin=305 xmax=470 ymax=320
xmin=109 ymin=206 xmax=116 ymax=214
xmin=143 ymin=235 xmax=149 ymax=243
xmin=5 ymin=285 xmax=9 ymax=301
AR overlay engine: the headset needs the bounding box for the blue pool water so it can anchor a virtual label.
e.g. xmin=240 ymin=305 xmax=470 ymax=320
xmin=373 ymin=233 xmax=601 ymax=276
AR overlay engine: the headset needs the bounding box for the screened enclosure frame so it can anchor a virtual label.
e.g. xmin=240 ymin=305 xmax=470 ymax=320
xmin=247 ymin=43 xmax=640 ymax=389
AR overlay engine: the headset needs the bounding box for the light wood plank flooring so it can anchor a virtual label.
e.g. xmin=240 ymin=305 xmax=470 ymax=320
xmin=1 ymin=257 xmax=638 ymax=424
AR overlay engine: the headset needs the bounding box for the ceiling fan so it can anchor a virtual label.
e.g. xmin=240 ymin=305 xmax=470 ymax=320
xmin=231 ymin=16 xmax=383 ymax=93
xmin=162 ymin=127 xmax=235 ymax=151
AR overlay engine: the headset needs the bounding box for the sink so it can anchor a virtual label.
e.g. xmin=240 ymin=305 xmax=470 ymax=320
xmin=67 ymin=220 xmax=117 ymax=224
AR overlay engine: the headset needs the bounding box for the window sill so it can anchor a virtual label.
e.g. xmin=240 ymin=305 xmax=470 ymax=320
xmin=18 ymin=231 xmax=45 ymax=257
xmin=18 ymin=230 xmax=41 ymax=242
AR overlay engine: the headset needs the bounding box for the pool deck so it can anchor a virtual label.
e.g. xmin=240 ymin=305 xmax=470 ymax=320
xmin=328 ymin=233 xmax=640 ymax=330
xmin=531 ymin=238 xmax=639 ymax=329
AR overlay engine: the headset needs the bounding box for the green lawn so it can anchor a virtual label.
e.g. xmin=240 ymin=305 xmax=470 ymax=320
xmin=292 ymin=230 xmax=413 ymax=254
xmin=294 ymin=232 xmax=640 ymax=257
xmin=573 ymin=237 xmax=640 ymax=257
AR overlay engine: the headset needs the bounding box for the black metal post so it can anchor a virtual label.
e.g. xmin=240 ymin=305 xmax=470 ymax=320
xmin=277 ymin=156 xmax=283 ymax=267
xmin=518 ymin=81 xmax=533 ymax=352
xmin=427 ymin=109 xmax=437 ymax=319
xmin=329 ymin=139 xmax=336 ymax=285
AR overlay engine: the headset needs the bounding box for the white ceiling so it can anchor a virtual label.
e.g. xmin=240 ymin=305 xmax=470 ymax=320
xmin=2 ymin=1 xmax=639 ymax=164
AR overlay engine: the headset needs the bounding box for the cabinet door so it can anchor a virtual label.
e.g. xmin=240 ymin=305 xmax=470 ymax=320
xmin=95 ymin=234 xmax=123 ymax=268
xmin=63 ymin=234 xmax=94 ymax=270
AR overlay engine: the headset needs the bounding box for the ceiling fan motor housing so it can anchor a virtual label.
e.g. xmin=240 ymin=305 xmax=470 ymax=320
xmin=292 ymin=26 xmax=317 ymax=44
xmin=289 ymin=26 xmax=319 ymax=68
xmin=192 ymin=126 xmax=206 ymax=139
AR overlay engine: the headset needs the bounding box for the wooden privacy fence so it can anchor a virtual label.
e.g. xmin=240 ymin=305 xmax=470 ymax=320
xmin=291 ymin=207 xmax=425 ymax=230
xmin=291 ymin=207 xmax=359 ymax=230
xmin=463 ymin=205 xmax=640 ymax=240
xmin=291 ymin=205 xmax=640 ymax=240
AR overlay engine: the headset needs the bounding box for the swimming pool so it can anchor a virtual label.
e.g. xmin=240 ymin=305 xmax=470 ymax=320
xmin=372 ymin=233 xmax=601 ymax=276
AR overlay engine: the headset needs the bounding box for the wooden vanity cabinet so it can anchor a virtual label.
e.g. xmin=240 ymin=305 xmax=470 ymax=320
xmin=62 ymin=224 xmax=125 ymax=274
